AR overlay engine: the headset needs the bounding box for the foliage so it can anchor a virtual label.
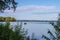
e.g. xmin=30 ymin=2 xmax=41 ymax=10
xmin=0 ymin=0 xmax=17 ymax=12
xmin=0 ymin=22 xmax=37 ymax=40
xmin=0 ymin=22 xmax=28 ymax=40
xmin=31 ymin=33 xmax=37 ymax=40
xmin=0 ymin=16 xmax=16 ymax=21
xmin=42 ymin=35 xmax=50 ymax=40
xmin=42 ymin=13 xmax=60 ymax=40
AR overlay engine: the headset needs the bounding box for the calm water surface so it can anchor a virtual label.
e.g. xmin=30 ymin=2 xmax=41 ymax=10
xmin=22 ymin=22 xmax=55 ymax=40
xmin=10 ymin=22 xmax=55 ymax=40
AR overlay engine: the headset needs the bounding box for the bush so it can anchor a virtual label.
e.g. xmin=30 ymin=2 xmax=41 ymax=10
xmin=0 ymin=22 xmax=28 ymax=40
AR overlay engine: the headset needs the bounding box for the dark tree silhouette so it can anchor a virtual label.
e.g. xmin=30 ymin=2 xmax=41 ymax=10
xmin=0 ymin=0 xmax=17 ymax=12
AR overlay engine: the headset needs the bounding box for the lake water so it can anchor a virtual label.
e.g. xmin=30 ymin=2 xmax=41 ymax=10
xmin=22 ymin=22 xmax=55 ymax=40
xmin=10 ymin=22 xmax=56 ymax=40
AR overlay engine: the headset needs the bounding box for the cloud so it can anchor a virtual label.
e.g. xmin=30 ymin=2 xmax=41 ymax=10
xmin=16 ymin=5 xmax=56 ymax=11
xmin=14 ymin=13 xmax=58 ymax=20
xmin=2 ymin=5 xmax=58 ymax=20
xmin=4 ymin=5 xmax=56 ymax=13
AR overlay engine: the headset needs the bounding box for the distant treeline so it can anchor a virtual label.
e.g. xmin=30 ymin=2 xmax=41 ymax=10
xmin=0 ymin=17 xmax=16 ymax=21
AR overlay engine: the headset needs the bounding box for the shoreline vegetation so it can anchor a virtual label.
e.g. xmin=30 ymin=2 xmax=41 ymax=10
xmin=0 ymin=17 xmax=16 ymax=21
xmin=0 ymin=22 xmax=37 ymax=40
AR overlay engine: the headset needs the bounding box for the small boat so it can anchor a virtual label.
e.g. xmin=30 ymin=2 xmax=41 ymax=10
xmin=24 ymin=22 xmax=27 ymax=25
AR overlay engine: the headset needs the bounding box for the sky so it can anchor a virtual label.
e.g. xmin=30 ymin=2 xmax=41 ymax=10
xmin=0 ymin=0 xmax=60 ymax=20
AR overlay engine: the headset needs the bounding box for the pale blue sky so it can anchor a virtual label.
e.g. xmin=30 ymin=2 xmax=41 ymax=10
xmin=1 ymin=0 xmax=60 ymax=20
xmin=17 ymin=0 xmax=60 ymax=6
